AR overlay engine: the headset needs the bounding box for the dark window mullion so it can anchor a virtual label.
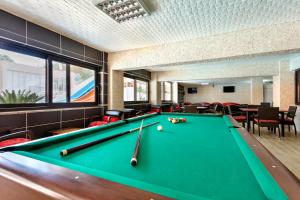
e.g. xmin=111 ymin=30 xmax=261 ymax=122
xmin=66 ymin=64 xmax=71 ymax=103
xmin=48 ymin=57 xmax=53 ymax=104
xmin=134 ymin=79 xmax=137 ymax=101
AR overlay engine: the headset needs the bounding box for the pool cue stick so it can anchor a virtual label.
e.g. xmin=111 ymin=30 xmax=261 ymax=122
xmin=130 ymin=120 xmax=144 ymax=167
xmin=60 ymin=121 xmax=159 ymax=156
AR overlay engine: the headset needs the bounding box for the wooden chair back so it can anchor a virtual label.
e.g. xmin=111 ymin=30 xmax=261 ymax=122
xmin=184 ymin=105 xmax=197 ymax=113
xmin=258 ymin=107 xmax=279 ymax=121
xmin=287 ymin=106 xmax=297 ymax=119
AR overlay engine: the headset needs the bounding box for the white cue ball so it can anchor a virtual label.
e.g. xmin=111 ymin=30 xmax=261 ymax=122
xmin=157 ymin=125 xmax=163 ymax=131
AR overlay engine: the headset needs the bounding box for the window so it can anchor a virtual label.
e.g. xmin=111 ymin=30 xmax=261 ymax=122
xmin=124 ymin=77 xmax=135 ymax=101
xmin=70 ymin=65 xmax=95 ymax=103
xmin=123 ymin=77 xmax=149 ymax=102
xmin=136 ymin=80 xmax=148 ymax=101
xmin=296 ymin=70 xmax=300 ymax=105
xmin=0 ymin=45 xmax=99 ymax=108
xmin=161 ymin=82 xmax=172 ymax=101
xmin=164 ymin=82 xmax=172 ymax=101
xmin=52 ymin=61 xmax=67 ymax=103
xmin=51 ymin=60 xmax=96 ymax=104
xmin=0 ymin=48 xmax=46 ymax=104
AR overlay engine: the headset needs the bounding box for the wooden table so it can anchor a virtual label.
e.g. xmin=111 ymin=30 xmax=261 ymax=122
xmin=239 ymin=108 xmax=288 ymax=137
xmin=180 ymin=106 xmax=209 ymax=113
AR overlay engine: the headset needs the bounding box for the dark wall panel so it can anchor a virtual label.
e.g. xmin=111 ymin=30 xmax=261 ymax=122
xmin=85 ymin=107 xmax=103 ymax=118
xmin=27 ymin=111 xmax=60 ymax=126
xmin=61 ymin=36 xmax=84 ymax=60
xmin=62 ymin=119 xmax=84 ymax=129
xmin=85 ymin=57 xmax=102 ymax=65
xmin=0 ymin=10 xmax=26 ymax=43
xmin=100 ymin=84 xmax=108 ymax=95
xmin=100 ymin=73 xmax=108 ymax=85
xmin=101 ymin=63 xmax=108 ymax=73
xmin=85 ymin=46 xmax=103 ymax=62
xmin=27 ymin=39 xmax=60 ymax=53
xmin=104 ymin=52 xmax=108 ymax=62
xmin=62 ymin=109 xmax=84 ymax=121
xmin=27 ymin=22 xmax=60 ymax=53
xmin=99 ymin=95 xmax=108 ymax=104
xmin=0 ymin=114 xmax=26 ymax=130
xmin=0 ymin=10 xmax=107 ymax=67
xmin=124 ymin=69 xmax=151 ymax=80
xmin=28 ymin=123 xmax=60 ymax=139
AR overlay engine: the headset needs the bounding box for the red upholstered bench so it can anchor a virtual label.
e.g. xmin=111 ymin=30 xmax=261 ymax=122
xmin=88 ymin=110 xmax=122 ymax=128
xmin=253 ymin=119 xmax=279 ymax=124
xmin=0 ymin=130 xmax=33 ymax=148
xmin=147 ymin=107 xmax=161 ymax=114
xmin=88 ymin=116 xmax=120 ymax=127
xmin=0 ymin=138 xmax=31 ymax=147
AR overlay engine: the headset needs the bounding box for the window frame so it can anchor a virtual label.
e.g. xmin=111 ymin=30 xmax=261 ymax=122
xmin=161 ymin=81 xmax=172 ymax=102
xmin=136 ymin=79 xmax=149 ymax=102
xmin=123 ymin=75 xmax=149 ymax=104
xmin=0 ymin=41 xmax=99 ymax=110
xmin=48 ymin=56 xmax=99 ymax=107
xmin=296 ymin=69 xmax=300 ymax=105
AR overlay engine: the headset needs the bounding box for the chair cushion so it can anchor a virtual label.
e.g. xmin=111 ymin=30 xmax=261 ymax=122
xmin=223 ymin=102 xmax=240 ymax=106
xmin=233 ymin=116 xmax=246 ymax=121
xmin=0 ymin=138 xmax=30 ymax=147
xmin=88 ymin=121 xmax=108 ymax=127
xmin=102 ymin=116 xmax=110 ymax=122
xmin=150 ymin=108 xmax=161 ymax=113
xmin=109 ymin=117 xmax=119 ymax=122
xmin=254 ymin=119 xmax=279 ymax=124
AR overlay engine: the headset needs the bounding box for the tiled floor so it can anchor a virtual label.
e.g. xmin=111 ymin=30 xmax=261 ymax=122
xmin=250 ymin=126 xmax=300 ymax=179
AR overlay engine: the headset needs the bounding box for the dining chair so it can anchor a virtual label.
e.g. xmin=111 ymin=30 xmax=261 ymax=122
xmin=184 ymin=105 xmax=198 ymax=113
xmin=282 ymin=106 xmax=297 ymax=135
xmin=253 ymin=107 xmax=281 ymax=137
xmin=227 ymin=105 xmax=246 ymax=127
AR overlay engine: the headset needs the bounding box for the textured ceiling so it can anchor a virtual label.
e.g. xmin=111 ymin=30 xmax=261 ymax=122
xmin=1 ymin=0 xmax=300 ymax=52
xmin=147 ymin=52 xmax=300 ymax=71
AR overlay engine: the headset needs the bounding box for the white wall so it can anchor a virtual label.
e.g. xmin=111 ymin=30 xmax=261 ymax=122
xmin=263 ymin=83 xmax=273 ymax=104
xmin=183 ymin=83 xmax=251 ymax=104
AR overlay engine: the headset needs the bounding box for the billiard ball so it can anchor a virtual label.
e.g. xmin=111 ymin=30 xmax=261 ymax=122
xmin=157 ymin=125 xmax=163 ymax=131
xmin=182 ymin=118 xmax=186 ymax=122
xmin=168 ymin=117 xmax=173 ymax=122
xmin=171 ymin=119 xmax=177 ymax=124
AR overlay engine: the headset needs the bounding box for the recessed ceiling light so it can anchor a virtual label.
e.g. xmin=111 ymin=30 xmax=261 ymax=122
xmin=93 ymin=0 xmax=150 ymax=23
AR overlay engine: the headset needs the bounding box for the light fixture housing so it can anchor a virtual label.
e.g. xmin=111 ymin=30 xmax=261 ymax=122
xmin=93 ymin=0 xmax=150 ymax=23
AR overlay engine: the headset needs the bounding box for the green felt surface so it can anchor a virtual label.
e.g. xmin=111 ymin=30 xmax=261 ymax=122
xmin=13 ymin=113 xmax=286 ymax=200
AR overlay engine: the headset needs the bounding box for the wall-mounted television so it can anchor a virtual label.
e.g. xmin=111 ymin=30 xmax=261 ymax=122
xmin=223 ymin=86 xmax=235 ymax=93
xmin=188 ymin=88 xmax=197 ymax=94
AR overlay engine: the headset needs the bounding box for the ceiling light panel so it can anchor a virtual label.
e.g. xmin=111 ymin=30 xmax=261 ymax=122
xmin=93 ymin=0 xmax=150 ymax=23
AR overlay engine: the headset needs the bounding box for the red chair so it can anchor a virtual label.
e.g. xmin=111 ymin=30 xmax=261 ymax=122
xmin=171 ymin=104 xmax=182 ymax=112
xmin=253 ymin=107 xmax=281 ymax=137
xmin=0 ymin=130 xmax=33 ymax=148
xmin=183 ymin=102 xmax=192 ymax=106
xmin=88 ymin=110 xmax=122 ymax=128
xmin=147 ymin=107 xmax=161 ymax=114
xmin=227 ymin=105 xmax=246 ymax=127
xmin=282 ymin=106 xmax=297 ymax=135
xmin=223 ymin=102 xmax=240 ymax=107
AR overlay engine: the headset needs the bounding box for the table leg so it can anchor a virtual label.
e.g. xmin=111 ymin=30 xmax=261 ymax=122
xmin=280 ymin=112 xmax=285 ymax=137
xmin=246 ymin=111 xmax=250 ymax=131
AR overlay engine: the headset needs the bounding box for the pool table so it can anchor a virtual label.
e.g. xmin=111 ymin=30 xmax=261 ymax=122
xmin=0 ymin=113 xmax=299 ymax=200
